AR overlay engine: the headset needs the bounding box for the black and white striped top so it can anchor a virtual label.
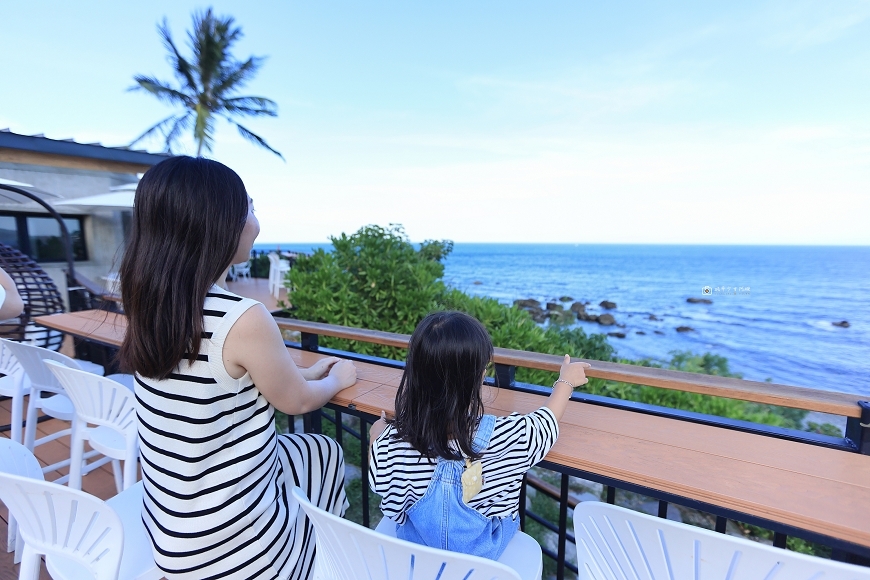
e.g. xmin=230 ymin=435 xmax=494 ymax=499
xmin=135 ymin=286 xmax=293 ymax=579
xmin=369 ymin=407 xmax=559 ymax=524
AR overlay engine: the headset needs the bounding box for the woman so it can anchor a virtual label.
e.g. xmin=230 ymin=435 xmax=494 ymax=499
xmin=120 ymin=156 xmax=356 ymax=580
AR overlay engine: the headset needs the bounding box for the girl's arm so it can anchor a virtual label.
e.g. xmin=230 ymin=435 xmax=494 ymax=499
xmin=545 ymin=354 xmax=590 ymax=421
xmin=223 ymin=303 xmax=357 ymax=415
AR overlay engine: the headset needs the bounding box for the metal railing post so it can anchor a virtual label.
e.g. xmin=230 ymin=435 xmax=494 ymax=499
xmin=845 ymin=401 xmax=870 ymax=455
xmin=494 ymin=363 xmax=515 ymax=388
xmin=301 ymin=332 xmax=319 ymax=352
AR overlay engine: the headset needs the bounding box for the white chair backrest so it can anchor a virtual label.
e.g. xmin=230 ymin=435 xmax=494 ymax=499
xmin=268 ymin=252 xmax=281 ymax=266
xmin=45 ymin=360 xmax=137 ymax=434
xmin=291 ymin=486 xmax=521 ymax=580
xmin=0 ymin=472 xmax=124 ymax=580
xmin=573 ymin=501 xmax=870 ymax=580
xmin=1 ymin=338 xmax=80 ymax=393
xmin=0 ymin=339 xmax=23 ymax=376
xmin=0 ymin=437 xmax=44 ymax=480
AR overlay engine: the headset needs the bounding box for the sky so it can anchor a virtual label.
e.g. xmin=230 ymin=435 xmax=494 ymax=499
xmin=1 ymin=1 xmax=868 ymax=244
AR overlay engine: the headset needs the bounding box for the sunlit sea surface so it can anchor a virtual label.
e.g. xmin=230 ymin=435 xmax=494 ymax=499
xmin=257 ymin=243 xmax=870 ymax=396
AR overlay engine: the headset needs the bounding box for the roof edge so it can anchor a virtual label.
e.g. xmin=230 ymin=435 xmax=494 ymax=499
xmin=0 ymin=130 xmax=171 ymax=166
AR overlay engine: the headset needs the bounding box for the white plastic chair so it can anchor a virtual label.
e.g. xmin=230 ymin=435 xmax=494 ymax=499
xmin=0 ymin=472 xmax=161 ymax=580
xmin=374 ymin=514 xmax=542 ymax=580
xmin=45 ymin=360 xmax=139 ymax=493
xmin=0 ymin=340 xmax=27 ymax=444
xmin=229 ymin=260 xmax=252 ymax=281
xmin=268 ymin=252 xmax=291 ymax=298
xmin=292 ymin=486 xmax=526 ymax=580
xmin=2 ymin=339 xmax=114 ymax=484
xmin=0 ymin=437 xmax=44 ymax=565
xmin=573 ymin=501 xmax=870 ymax=580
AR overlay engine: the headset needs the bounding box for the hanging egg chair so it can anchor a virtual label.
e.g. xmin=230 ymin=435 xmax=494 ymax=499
xmin=0 ymin=242 xmax=65 ymax=350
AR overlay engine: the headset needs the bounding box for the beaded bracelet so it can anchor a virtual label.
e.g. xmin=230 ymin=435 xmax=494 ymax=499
xmin=553 ymin=378 xmax=575 ymax=390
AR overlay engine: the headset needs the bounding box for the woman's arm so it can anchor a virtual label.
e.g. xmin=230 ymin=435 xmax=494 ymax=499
xmin=0 ymin=268 xmax=24 ymax=320
xmin=223 ymin=303 xmax=357 ymax=415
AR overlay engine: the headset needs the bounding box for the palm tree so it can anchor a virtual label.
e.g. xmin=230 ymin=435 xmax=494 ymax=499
xmin=130 ymin=8 xmax=283 ymax=159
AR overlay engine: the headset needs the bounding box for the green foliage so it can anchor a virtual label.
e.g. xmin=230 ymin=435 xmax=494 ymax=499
xmin=806 ymin=422 xmax=843 ymax=437
xmin=249 ymin=253 xmax=270 ymax=278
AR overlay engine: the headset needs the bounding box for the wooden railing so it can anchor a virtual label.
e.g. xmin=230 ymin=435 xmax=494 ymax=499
xmin=274 ymin=318 xmax=866 ymax=419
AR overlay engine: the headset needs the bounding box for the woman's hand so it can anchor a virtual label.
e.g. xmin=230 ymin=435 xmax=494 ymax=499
xmin=301 ymin=357 xmax=339 ymax=380
xmin=327 ymin=359 xmax=357 ymax=391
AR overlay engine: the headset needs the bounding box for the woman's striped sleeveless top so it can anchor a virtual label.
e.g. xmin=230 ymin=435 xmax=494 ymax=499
xmin=135 ymin=286 xmax=301 ymax=579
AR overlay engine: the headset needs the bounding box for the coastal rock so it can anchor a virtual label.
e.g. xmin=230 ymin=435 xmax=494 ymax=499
xmin=648 ymin=314 xmax=660 ymax=321
xmin=607 ymin=332 xmax=626 ymax=339
xmin=832 ymin=320 xmax=850 ymax=328
xmin=473 ymin=280 xmax=483 ymax=285
xmin=600 ymin=300 xmax=617 ymax=309
xmin=676 ymin=326 xmax=694 ymax=333
xmin=548 ymin=310 xmax=575 ymax=325
xmin=546 ymin=302 xmax=564 ymax=311
xmin=636 ymin=331 xmax=646 ymax=335
xmin=687 ymin=297 xmax=713 ymax=304
xmin=577 ymin=313 xmax=599 ymax=323
xmin=654 ymin=330 xmax=665 ymax=335
xmin=559 ymin=296 xmax=573 ymax=302
xmin=570 ymin=301 xmax=586 ymax=314
xmin=514 ymin=298 xmax=542 ymax=309
xmin=598 ymin=313 xmax=616 ymax=326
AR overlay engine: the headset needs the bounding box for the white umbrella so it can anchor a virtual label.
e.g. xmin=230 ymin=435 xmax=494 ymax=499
xmin=52 ymin=180 xmax=138 ymax=210
xmin=0 ymin=178 xmax=62 ymax=203
xmin=53 ymin=191 xmax=135 ymax=210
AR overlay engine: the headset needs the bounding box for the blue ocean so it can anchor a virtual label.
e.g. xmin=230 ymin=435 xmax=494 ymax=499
xmin=256 ymin=243 xmax=870 ymax=397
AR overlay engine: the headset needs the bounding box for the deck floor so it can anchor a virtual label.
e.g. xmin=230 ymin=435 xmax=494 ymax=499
xmin=226 ymin=276 xmax=286 ymax=312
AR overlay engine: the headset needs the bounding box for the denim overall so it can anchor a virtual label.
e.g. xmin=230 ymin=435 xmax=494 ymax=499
xmin=396 ymin=414 xmax=520 ymax=560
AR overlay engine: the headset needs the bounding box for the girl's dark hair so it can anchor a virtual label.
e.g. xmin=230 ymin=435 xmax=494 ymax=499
xmin=392 ymin=311 xmax=493 ymax=461
xmin=118 ymin=156 xmax=248 ymax=379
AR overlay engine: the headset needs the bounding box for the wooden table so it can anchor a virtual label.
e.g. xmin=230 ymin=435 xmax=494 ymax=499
xmin=34 ymin=310 xmax=870 ymax=554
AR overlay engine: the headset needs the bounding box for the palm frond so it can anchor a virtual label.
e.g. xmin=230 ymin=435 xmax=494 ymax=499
xmin=158 ymin=18 xmax=198 ymax=93
xmin=191 ymin=9 xmax=241 ymax=92
xmin=213 ymin=56 xmax=264 ymax=97
xmin=128 ymin=114 xmax=182 ymax=150
xmin=163 ymin=113 xmax=194 ymax=153
xmin=235 ymin=122 xmax=284 ymax=160
xmin=194 ymin=106 xmax=216 ymax=156
xmin=222 ymin=96 xmax=277 ymax=117
xmin=130 ymin=75 xmax=193 ymax=107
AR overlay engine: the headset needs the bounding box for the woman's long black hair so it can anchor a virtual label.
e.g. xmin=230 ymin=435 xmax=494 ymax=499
xmin=392 ymin=311 xmax=493 ymax=461
xmin=118 ymin=156 xmax=249 ymax=379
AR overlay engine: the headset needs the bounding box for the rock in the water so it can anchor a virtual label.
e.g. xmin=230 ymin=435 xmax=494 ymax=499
xmin=636 ymin=331 xmax=646 ymax=335
xmin=600 ymin=300 xmax=617 ymax=309
xmin=570 ymin=302 xmax=586 ymax=314
xmin=514 ymin=298 xmax=542 ymax=309
xmin=654 ymin=330 xmax=665 ymax=335
xmin=546 ymin=302 xmax=564 ymax=311
xmin=548 ymin=310 xmax=575 ymax=325
xmin=607 ymin=332 xmax=626 ymax=338
xmin=687 ymin=297 xmax=712 ymax=304
xmin=598 ymin=313 xmax=616 ymax=326
xmin=577 ymin=312 xmax=600 ymax=322
xmin=676 ymin=326 xmax=694 ymax=332
xmin=648 ymin=314 xmax=660 ymax=321
xmin=832 ymin=320 xmax=850 ymax=328
xmin=473 ymin=280 xmax=482 ymax=285
xmin=559 ymin=296 xmax=573 ymax=302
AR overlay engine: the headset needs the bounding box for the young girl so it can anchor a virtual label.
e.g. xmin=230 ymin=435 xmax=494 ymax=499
xmin=369 ymin=310 xmax=589 ymax=560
